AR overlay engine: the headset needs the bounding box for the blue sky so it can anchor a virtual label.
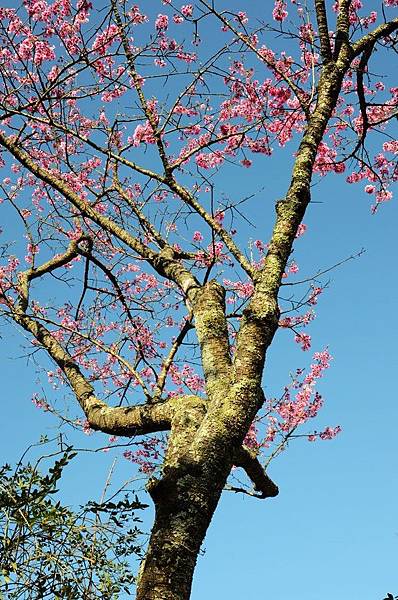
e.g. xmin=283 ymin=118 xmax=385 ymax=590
xmin=1 ymin=1 xmax=398 ymax=598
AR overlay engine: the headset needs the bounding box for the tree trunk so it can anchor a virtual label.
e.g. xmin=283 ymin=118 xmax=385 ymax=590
xmin=136 ymin=468 xmax=225 ymax=600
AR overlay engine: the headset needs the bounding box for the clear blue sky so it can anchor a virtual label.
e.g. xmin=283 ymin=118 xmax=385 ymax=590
xmin=1 ymin=1 xmax=398 ymax=599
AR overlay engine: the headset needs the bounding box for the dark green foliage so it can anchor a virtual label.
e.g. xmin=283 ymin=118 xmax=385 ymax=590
xmin=0 ymin=444 xmax=147 ymax=599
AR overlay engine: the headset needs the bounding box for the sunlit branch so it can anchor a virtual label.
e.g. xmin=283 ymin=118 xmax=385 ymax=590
xmin=351 ymin=17 xmax=398 ymax=58
xmin=315 ymin=0 xmax=332 ymax=62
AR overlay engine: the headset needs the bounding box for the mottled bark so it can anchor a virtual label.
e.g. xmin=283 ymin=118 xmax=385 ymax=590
xmin=136 ymin=396 xmax=219 ymax=600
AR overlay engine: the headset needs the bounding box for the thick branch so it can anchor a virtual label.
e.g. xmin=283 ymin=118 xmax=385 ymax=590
xmin=0 ymin=131 xmax=156 ymax=261
xmin=315 ymin=0 xmax=332 ymax=62
xmin=234 ymin=59 xmax=348 ymax=385
xmin=333 ymin=0 xmax=352 ymax=60
xmin=190 ymin=280 xmax=232 ymax=399
xmin=351 ymin=18 xmax=398 ymax=58
xmin=234 ymin=446 xmax=279 ymax=499
xmin=11 ymin=306 xmax=175 ymax=435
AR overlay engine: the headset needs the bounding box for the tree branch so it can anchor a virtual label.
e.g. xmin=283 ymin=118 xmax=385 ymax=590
xmin=198 ymin=0 xmax=310 ymax=118
xmin=0 ymin=132 xmax=201 ymax=296
xmin=0 ymin=131 xmax=157 ymax=261
xmin=351 ymin=18 xmax=398 ymax=58
xmin=333 ymin=0 xmax=352 ymax=61
xmin=315 ymin=0 xmax=332 ymax=62
xmin=11 ymin=306 xmax=175 ymax=434
xmin=234 ymin=446 xmax=279 ymax=499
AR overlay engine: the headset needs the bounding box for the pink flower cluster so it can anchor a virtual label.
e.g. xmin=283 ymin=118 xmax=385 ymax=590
xmin=169 ymin=363 xmax=205 ymax=393
xmin=273 ymin=0 xmax=288 ymax=22
xmin=18 ymin=36 xmax=55 ymax=65
xmin=181 ymin=5 xmax=193 ymax=18
xmin=276 ymin=349 xmax=332 ymax=432
xmin=294 ymin=333 xmax=311 ymax=351
xmin=123 ymin=437 xmax=163 ymax=474
xmin=155 ymin=14 xmax=169 ymax=30
xmin=92 ymin=24 xmax=120 ymax=55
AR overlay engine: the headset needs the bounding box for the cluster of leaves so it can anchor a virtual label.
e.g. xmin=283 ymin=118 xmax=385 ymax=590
xmin=0 ymin=443 xmax=147 ymax=598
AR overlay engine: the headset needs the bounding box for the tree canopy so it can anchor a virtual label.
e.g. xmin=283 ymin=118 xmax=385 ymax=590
xmin=0 ymin=1 xmax=397 ymax=598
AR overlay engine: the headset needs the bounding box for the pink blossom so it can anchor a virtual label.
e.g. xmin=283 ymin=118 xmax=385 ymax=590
xmin=82 ymin=419 xmax=93 ymax=435
xmin=181 ymin=5 xmax=193 ymax=17
xmin=132 ymin=121 xmax=156 ymax=146
xmin=196 ymin=151 xmax=224 ymax=169
xmin=92 ymin=24 xmax=120 ymax=55
xmin=308 ymin=287 xmax=323 ymax=306
xmin=32 ymin=393 xmax=49 ymax=410
xmin=224 ymin=278 xmax=254 ymax=299
xmin=383 ymin=140 xmax=398 ymax=154
xmin=295 ymin=333 xmax=311 ymax=351
xmin=295 ymin=223 xmax=307 ymax=238
xmin=19 ymin=36 xmax=55 ymax=65
xmin=254 ymin=239 xmax=267 ymax=253
xmin=241 ymin=159 xmax=252 ymax=167
xmin=273 ymin=0 xmax=288 ymax=22
xmin=193 ymin=231 xmax=203 ymax=242
xmin=47 ymin=65 xmax=59 ymax=81
xmin=176 ymin=51 xmax=197 ymax=63
xmin=243 ymin=422 xmax=260 ymax=449
xmin=376 ymin=189 xmax=393 ymax=203
xmin=155 ymin=14 xmax=169 ymax=30
xmin=319 ymin=425 xmax=342 ymax=440
xmin=128 ymin=5 xmax=147 ymax=24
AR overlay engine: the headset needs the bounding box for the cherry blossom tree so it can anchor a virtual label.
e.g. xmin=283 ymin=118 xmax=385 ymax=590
xmin=0 ymin=0 xmax=397 ymax=598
